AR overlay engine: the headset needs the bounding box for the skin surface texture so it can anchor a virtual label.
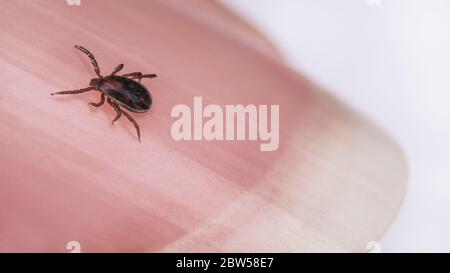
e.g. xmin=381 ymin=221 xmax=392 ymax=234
xmin=0 ymin=0 xmax=407 ymax=252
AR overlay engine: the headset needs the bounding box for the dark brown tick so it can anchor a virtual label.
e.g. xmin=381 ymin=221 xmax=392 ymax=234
xmin=51 ymin=45 xmax=157 ymax=142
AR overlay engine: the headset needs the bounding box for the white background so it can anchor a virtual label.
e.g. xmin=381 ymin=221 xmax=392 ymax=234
xmin=222 ymin=0 xmax=450 ymax=252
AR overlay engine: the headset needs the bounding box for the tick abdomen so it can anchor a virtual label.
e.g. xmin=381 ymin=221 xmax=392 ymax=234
xmin=102 ymin=76 xmax=152 ymax=113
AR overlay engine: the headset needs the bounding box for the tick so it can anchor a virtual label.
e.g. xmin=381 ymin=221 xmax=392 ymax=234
xmin=51 ymin=45 xmax=157 ymax=142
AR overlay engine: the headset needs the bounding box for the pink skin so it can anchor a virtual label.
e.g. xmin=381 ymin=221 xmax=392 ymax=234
xmin=0 ymin=1 xmax=406 ymax=252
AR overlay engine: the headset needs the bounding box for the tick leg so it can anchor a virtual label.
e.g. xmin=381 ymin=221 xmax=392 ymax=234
xmin=88 ymin=93 xmax=105 ymax=107
xmin=123 ymin=72 xmax=157 ymax=82
xmin=110 ymin=64 xmax=124 ymax=76
xmin=51 ymin=86 xmax=96 ymax=96
xmin=107 ymin=99 xmax=141 ymax=142
xmin=121 ymin=109 xmax=141 ymax=142
xmin=107 ymin=98 xmax=122 ymax=124
xmin=74 ymin=45 xmax=102 ymax=78
xmin=122 ymin=72 xmax=142 ymax=78
xmin=132 ymin=74 xmax=157 ymax=82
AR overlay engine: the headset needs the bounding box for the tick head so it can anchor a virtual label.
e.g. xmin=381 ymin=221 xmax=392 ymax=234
xmin=90 ymin=78 xmax=101 ymax=87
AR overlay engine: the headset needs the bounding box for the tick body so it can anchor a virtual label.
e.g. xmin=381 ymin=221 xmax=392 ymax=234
xmin=51 ymin=45 xmax=157 ymax=142
xmin=97 ymin=75 xmax=152 ymax=113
